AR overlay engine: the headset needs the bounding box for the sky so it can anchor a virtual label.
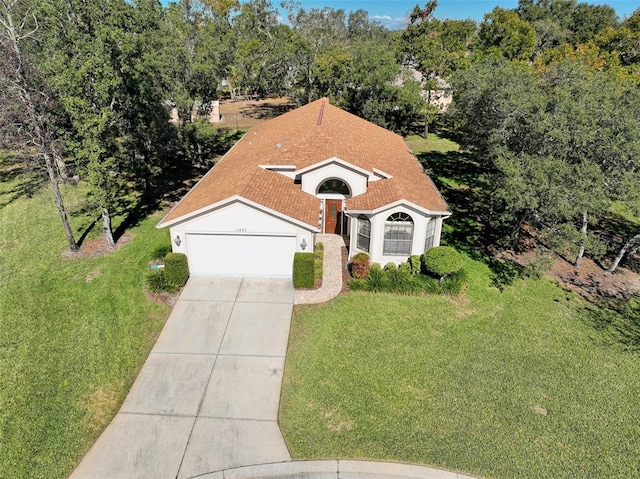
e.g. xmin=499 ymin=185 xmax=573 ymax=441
xmin=280 ymin=1 xmax=639 ymax=29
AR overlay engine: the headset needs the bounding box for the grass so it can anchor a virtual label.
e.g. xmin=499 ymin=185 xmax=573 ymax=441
xmin=279 ymin=132 xmax=640 ymax=478
xmin=314 ymin=242 xmax=324 ymax=280
xmin=0 ymin=173 xmax=171 ymax=478
xmin=280 ymin=257 xmax=640 ymax=478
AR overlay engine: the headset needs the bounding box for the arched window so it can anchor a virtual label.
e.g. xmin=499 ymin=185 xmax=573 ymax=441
xmin=318 ymin=179 xmax=350 ymax=196
xmin=383 ymin=212 xmax=413 ymax=256
xmin=357 ymin=215 xmax=371 ymax=252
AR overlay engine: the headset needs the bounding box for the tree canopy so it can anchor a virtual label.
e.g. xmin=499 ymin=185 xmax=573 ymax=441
xmin=1 ymin=0 xmax=637 ymax=272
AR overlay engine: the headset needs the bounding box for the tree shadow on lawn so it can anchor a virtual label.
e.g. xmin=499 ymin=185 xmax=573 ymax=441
xmin=0 ymin=160 xmax=48 ymax=208
xmin=239 ymin=101 xmax=296 ymax=120
xmin=417 ymin=149 xmax=488 ymax=261
xmin=580 ymin=296 xmax=640 ymax=352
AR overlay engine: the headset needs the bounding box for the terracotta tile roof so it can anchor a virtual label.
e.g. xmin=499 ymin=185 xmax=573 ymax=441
xmin=159 ymin=98 xmax=449 ymax=227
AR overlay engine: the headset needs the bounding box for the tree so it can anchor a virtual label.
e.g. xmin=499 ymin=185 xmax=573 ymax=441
xmin=518 ymin=0 xmax=576 ymax=53
xmin=39 ymin=0 xmax=172 ymax=246
xmin=476 ymin=7 xmax=536 ymax=61
xmin=0 ymin=0 xmax=78 ymax=251
xmin=400 ymin=1 xmax=475 ymax=136
xmin=608 ymin=234 xmax=640 ymax=273
xmin=595 ymin=7 xmax=640 ymax=70
xmin=229 ymin=0 xmax=286 ymax=99
xmin=164 ymin=0 xmax=233 ymax=117
xmin=288 ymin=6 xmax=349 ymax=103
xmin=570 ymin=3 xmax=618 ymax=44
xmin=422 ymin=246 xmax=463 ymax=282
xmin=451 ymin=53 xmax=640 ymax=267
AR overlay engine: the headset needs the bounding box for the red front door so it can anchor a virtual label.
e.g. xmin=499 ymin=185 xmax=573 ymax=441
xmin=324 ymin=199 xmax=343 ymax=234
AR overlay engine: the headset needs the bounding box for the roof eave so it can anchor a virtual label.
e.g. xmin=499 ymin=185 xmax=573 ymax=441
xmin=158 ymin=194 xmax=320 ymax=233
xmin=346 ymin=199 xmax=451 ymax=217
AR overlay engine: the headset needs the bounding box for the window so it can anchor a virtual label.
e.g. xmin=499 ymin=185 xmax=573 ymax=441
xmin=383 ymin=212 xmax=413 ymax=256
xmin=357 ymin=215 xmax=370 ymax=252
xmin=318 ymin=179 xmax=350 ymax=195
xmin=425 ymin=219 xmax=436 ymax=251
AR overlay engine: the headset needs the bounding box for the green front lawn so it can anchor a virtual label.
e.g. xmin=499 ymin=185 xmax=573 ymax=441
xmin=280 ymin=258 xmax=640 ymax=477
xmin=0 ymin=179 xmax=171 ymax=478
xmin=280 ymin=132 xmax=640 ymax=478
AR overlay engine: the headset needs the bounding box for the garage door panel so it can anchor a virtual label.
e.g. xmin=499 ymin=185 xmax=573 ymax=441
xmin=187 ymin=234 xmax=295 ymax=277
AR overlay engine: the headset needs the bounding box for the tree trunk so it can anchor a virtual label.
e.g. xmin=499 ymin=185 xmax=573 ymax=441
xmin=44 ymin=148 xmax=79 ymax=251
xmin=574 ymin=211 xmax=588 ymax=268
xmin=54 ymin=154 xmax=69 ymax=183
xmin=25 ymin=95 xmax=78 ymax=251
xmin=424 ymin=90 xmax=431 ymax=139
xmin=607 ymin=233 xmax=640 ymax=273
xmin=101 ymin=206 xmax=115 ymax=247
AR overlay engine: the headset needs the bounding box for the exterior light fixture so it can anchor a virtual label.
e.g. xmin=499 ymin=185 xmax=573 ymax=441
xmin=300 ymin=239 xmax=307 ymax=251
xmin=174 ymin=235 xmax=181 ymax=247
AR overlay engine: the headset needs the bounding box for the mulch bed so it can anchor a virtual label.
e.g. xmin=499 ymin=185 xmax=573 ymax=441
xmin=341 ymin=244 xmax=351 ymax=292
xmin=501 ymin=249 xmax=640 ymax=301
xmin=61 ymin=233 xmax=134 ymax=259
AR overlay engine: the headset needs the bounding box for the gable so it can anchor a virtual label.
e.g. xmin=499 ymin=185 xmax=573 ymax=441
xmin=298 ymin=158 xmax=369 ymax=197
xmin=177 ymin=200 xmax=311 ymax=234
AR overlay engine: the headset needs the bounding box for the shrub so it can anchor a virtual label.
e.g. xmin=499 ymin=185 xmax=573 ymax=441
xmin=367 ymin=263 xmax=389 ymax=292
xmin=422 ymin=246 xmax=463 ymax=281
xmin=164 ymin=252 xmax=189 ymax=288
xmin=398 ymin=261 xmax=412 ymax=275
xmin=386 ymin=262 xmax=422 ymax=295
xmin=314 ymin=242 xmax=324 ymax=279
xmin=348 ymin=278 xmax=368 ymax=291
xmin=409 ymin=255 xmax=422 ymax=274
xmin=415 ymin=274 xmax=440 ymax=294
xmin=350 ymin=252 xmax=371 ymax=279
xmin=293 ymin=252 xmax=315 ymax=288
xmin=146 ymin=270 xmax=177 ymax=294
xmin=440 ymin=269 xmax=469 ymax=296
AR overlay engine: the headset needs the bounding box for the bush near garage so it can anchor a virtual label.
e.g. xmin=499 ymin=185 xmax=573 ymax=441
xmin=293 ymin=252 xmax=315 ymax=289
xmin=164 ymin=252 xmax=189 ymax=288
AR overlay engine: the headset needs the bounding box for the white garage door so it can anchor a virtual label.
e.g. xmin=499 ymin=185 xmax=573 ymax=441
xmin=186 ymin=233 xmax=296 ymax=277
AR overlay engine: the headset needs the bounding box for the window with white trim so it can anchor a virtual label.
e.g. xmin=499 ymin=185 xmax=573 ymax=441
xmin=383 ymin=213 xmax=413 ymax=256
xmin=357 ymin=215 xmax=371 ymax=252
xmin=425 ymin=219 xmax=436 ymax=251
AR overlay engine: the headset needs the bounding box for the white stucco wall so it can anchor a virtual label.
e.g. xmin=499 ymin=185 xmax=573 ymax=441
xmin=300 ymin=161 xmax=368 ymax=197
xmin=168 ymin=200 xmax=315 ymax=262
xmin=348 ymin=206 xmax=446 ymax=266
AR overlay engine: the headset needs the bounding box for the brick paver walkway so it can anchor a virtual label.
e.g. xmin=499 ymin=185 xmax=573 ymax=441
xmin=294 ymin=234 xmax=345 ymax=304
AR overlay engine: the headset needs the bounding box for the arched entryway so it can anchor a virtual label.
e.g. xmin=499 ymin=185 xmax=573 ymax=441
xmin=317 ymin=179 xmax=350 ymax=235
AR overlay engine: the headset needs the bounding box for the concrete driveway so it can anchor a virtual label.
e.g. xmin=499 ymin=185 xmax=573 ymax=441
xmin=70 ymin=276 xmax=294 ymax=479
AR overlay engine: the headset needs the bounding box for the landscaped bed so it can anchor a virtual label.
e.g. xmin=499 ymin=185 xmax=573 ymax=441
xmin=280 ymin=257 xmax=640 ymax=478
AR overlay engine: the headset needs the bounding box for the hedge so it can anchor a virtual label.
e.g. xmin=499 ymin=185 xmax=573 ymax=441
xmin=164 ymin=252 xmax=189 ymax=287
xmin=293 ymin=252 xmax=315 ymax=288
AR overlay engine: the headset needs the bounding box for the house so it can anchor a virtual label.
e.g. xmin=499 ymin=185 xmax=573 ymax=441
xmin=394 ymin=69 xmax=453 ymax=111
xmin=157 ymin=98 xmax=451 ymax=277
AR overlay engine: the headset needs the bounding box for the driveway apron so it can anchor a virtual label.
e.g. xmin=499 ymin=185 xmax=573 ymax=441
xmin=69 ymin=276 xmax=294 ymax=479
